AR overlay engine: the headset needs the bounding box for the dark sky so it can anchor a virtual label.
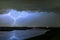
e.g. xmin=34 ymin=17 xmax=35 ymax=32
xmin=0 ymin=0 xmax=60 ymax=12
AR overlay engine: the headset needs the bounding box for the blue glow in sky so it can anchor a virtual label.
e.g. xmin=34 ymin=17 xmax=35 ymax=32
xmin=0 ymin=9 xmax=60 ymax=27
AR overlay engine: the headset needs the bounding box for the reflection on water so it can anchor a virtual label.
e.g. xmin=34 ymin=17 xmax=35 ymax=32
xmin=0 ymin=29 xmax=49 ymax=40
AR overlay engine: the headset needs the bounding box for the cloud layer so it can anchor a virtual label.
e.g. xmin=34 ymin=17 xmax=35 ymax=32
xmin=0 ymin=9 xmax=60 ymax=27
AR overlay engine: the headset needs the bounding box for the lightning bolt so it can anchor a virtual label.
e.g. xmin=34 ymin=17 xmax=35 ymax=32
xmin=0 ymin=9 xmax=22 ymax=27
xmin=6 ymin=9 xmax=22 ymax=27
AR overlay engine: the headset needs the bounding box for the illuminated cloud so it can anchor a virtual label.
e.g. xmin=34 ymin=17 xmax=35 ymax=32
xmin=0 ymin=15 xmax=14 ymax=26
xmin=0 ymin=9 xmax=41 ymax=27
xmin=0 ymin=9 xmax=60 ymax=27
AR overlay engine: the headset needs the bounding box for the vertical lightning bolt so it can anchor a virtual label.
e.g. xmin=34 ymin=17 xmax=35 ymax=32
xmin=7 ymin=12 xmax=17 ymax=27
xmin=6 ymin=9 xmax=22 ymax=27
xmin=1 ymin=9 xmax=19 ymax=27
xmin=10 ymin=16 xmax=16 ymax=27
